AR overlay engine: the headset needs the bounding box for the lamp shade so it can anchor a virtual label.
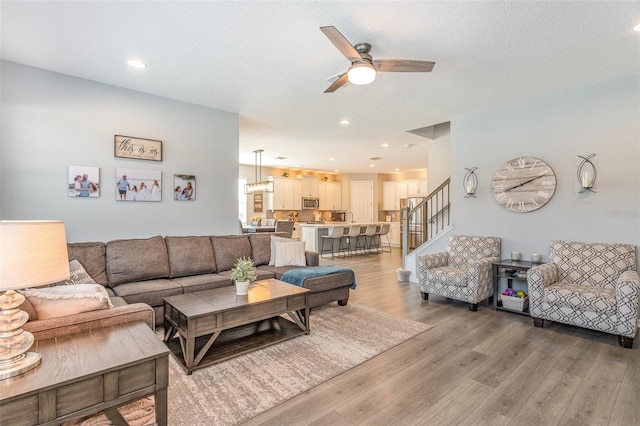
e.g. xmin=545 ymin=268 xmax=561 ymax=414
xmin=347 ymin=62 xmax=376 ymax=85
xmin=0 ymin=220 xmax=69 ymax=291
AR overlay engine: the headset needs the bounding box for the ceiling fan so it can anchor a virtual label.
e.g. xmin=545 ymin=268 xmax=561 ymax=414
xmin=320 ymin=26 xmax=436 ymax=93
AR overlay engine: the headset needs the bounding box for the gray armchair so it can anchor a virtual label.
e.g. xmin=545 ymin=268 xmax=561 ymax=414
xmin=528 ymin=240 xmax=639 ymax=348
xmin=417 ymin=234 xmax=501 ymax=311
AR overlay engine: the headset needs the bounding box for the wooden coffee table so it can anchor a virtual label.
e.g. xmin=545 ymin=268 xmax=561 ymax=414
xmin=0 ymin=321 xmax=169 ymax=426
xmin=163 ymin=278 xmax=310 ymax=374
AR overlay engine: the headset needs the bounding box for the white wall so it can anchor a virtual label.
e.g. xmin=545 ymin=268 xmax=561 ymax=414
xmin=1 ymin=61 xmax=239 ymax=241
xmin=427 ymin=122 xmax=451 ymax=192
xmin=451 ymin=74 xmax=640 ymax=263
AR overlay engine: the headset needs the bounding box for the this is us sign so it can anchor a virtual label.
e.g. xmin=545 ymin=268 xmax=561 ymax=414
xmin=114 ymin=135 xmax=162 ymax=161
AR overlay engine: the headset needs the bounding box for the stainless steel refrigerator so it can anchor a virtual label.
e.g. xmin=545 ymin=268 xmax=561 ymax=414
xmin=400 ymin=197 xmax=425 ymax=249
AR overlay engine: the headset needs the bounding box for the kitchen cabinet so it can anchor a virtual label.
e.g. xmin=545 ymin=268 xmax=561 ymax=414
xmin=300 ymin=176 xmax=319 ymax=198
xmin=318 ymin=181 xmax=342 ymax=210
xmin=407 ymin=179 xmax=428 ymax=197
xmin=301 ymin=226 xmax=316 ymax=251
xmin=389 ymin=223 xmax=401 ymax=247
xmin=291 ymin=224 xmax=302 ymax=240
xmin=266 ymin=177 xmax=302 ymax=210
xmin=383 ymin=181 xmax=408 ymax=210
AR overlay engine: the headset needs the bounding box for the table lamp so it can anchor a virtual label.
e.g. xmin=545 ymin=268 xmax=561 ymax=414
xmin=0 ymin=220 xmax=69 ymax=380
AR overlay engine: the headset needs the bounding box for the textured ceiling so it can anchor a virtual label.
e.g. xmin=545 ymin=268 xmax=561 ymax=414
xmin=2 ymin=1 xmax=639 ymax=173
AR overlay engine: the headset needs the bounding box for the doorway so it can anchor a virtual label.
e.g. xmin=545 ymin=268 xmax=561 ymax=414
xmin=351 ymin=181 xmax=374 ymax=223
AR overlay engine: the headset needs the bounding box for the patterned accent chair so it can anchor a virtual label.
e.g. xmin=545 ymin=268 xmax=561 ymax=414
xmin=417 ymin=234 xmax=502 ymax=311
xmin=528 ymin=241 xmax=640 ymax=348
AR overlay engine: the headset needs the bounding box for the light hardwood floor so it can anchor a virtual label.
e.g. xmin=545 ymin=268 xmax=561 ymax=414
xmin=244 ymin=248 xmax=640 ymax=426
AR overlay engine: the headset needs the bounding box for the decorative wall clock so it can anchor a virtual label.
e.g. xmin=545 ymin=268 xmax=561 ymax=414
xmin=491 ymin=157 xmax=556 ymax=212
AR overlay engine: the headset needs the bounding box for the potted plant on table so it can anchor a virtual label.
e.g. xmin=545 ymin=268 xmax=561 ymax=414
xmin=230 ymin=257 xmax=257 ymax=295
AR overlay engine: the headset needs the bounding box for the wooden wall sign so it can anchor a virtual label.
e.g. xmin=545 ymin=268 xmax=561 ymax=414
xmin=254 ymin=192 xmax=263 ymax=212
xmin=114 ymin=135 xmax=162 ymax=161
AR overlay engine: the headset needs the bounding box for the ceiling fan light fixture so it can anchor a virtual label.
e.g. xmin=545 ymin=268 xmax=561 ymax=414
xmin=347 ymin=62 xmax=376 ymax=85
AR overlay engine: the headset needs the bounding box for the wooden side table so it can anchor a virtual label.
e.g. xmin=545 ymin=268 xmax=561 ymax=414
xmin=0 ymin=321 xmax=169 ymax=426
xmin=492 ymin=259 xmax=541 ymax=316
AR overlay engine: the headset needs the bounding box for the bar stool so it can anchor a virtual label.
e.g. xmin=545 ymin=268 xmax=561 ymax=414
xmin=376 ymin=223 xmax=392 ymax=253
xmin=346 ymin=224 xmax=365 ymax=256
xmin=363 ymin=224 xmax=380 ymax=254
xmin=320 ymin=226 xmax=347 ymax=259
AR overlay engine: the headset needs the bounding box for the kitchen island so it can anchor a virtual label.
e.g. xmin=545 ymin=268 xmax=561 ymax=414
xmin=298 ymin=222 xmax=387 ymax=253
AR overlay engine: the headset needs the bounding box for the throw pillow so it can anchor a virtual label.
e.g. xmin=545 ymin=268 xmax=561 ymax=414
xmin=275 ymin=241 xmax=307 ymax=267
xmin=54 ymin=259 xmax=97 ymax=286
xmin=269 ymin=236 xmax=300 ymax=266
xmin=21 ymin=284 xmax=113 ymax=320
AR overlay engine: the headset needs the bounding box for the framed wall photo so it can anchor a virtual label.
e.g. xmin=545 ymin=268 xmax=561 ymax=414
xmin=115 ymin=168 xmax=162 ymax=202
xmin=68 ymin=165 xmax=100 ymax=198
xmin=174 ymin=174 xmax=196 ymax=201
xmin=114 ymin=135 xmax=162 ymax=161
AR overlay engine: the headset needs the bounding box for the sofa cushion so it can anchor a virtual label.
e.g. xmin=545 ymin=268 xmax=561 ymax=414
xmin=447 ymin=234 xmax=501 ymax=270
xmin=53 ymin=259 xmax=97 ymax=286
xmin=275 ymin=241 xmax=306 ymax=267
xmin=67 ymin=242 xmax=108 ymax=285
xmin=165 ymin=236 xmax=216 ymax=278
xmin=211 ymin=235 xmax=251 ymax=271
xmin=217 ymin=269 xmax=275 ymax=281
xmin=21 ymin=284 xmax=113 ymax=320
xmin=171 ymin=274 xmax=233 ymax=293
xmin=257 ymin=265 xmax=300 ymax=280
xmin=248 ymin=233 xmax=273 ymax=266
xmin=549 ymin=241 xmax=637 ymax=289
xmin=111 ymin=279 xmax=182 ymax=307
xmin=425 ymin=267 xmax=468 ymax=287
xmin=269 ymin=236 xmax=298 ymax=266
xmin=544 ymin=281 xmax=617 ymax=315
xmin=106 ymin=236 xmax=170 ymax=287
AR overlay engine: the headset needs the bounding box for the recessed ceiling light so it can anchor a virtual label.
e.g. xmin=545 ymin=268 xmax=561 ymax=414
xmin=381 ymin=143 xmax=389 ymax=148
xmin=329 ymin=158 xmax=335 ymax=161
xmin=340 ymin=119 xmax=350 ymax=125
xmin=334 ymin=169 xmax=340 ymax=172
xmin=295 ymin=165 xmax=300 ymax=168
xmin=394 ymin=168 xmax=400 ymax=172
xmin=127 ymin=59 xmax=147 ymax=69
xmin=369 ymin=164 xmax=375 ymax=168
xmin=634 ymin=23 xmax=640 ymax=31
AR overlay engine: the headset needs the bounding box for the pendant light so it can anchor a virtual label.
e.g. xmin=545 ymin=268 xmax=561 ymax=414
xmin=244 ymin=149 xmax=274 ymax=194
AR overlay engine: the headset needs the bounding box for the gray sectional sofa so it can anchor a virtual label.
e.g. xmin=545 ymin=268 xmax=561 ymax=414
xmin=60 ymin=233 xmax=355 ymax=325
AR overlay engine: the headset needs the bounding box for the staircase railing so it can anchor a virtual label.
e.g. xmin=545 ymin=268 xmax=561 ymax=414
xmin=401 ymin=177 xmax=450 ymax=259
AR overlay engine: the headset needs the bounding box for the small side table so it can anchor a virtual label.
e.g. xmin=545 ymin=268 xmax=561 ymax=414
xmin=0 ymin=321 xmax=168 ymax=426
xmin=492 ymin=259 xmax=541 ymax=316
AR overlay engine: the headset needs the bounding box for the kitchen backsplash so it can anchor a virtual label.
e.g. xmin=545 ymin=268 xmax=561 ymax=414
xmin=270 ymin=210 xmax=338 ymax=222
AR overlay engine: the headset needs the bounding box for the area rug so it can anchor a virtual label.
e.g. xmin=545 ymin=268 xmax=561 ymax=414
xmin=165 ymin=304 xmax=432 ymax=425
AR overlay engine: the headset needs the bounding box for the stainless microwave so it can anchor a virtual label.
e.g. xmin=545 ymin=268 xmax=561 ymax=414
xmin=302 ymin=197 xmax=319 ymax=209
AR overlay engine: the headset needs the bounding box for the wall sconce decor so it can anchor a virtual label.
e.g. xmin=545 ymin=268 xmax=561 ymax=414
xmin=577 ymin=154 xmax=596 ymax=193
xmin=463 ymin=167 xmax=478 ymax=198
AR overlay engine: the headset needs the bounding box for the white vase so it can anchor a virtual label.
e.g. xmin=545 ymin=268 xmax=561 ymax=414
xmin=235 ymin=281 xmax=250 ymax=296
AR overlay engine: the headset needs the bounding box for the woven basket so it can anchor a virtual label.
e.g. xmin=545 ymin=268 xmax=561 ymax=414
xmin=501 ymin=294 xmax=529 ymax=312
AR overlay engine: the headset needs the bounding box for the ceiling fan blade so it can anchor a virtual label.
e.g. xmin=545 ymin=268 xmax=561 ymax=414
xmin=324 ymin=72 xmax=350 ymax=93
xmin=373 ymin=59 xmax=436 ymax=72
xmin=320 ymin=26 xmax=363 ymax=63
